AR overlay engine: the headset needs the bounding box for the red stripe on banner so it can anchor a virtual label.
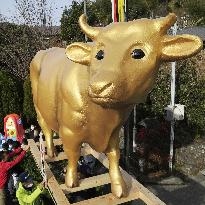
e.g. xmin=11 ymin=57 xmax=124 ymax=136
xmin=114 ymin=0 xmax=118 ymax=22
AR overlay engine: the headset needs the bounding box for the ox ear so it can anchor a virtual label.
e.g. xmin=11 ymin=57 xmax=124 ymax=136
xmin=66 ymin=42 xmax=92 ymax=65
xmin=161 ymin=35 xmax=202 ymax=61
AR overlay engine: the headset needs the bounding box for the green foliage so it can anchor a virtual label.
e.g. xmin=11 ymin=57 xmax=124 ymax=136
xmin=137 ymin=51 xmax=205 ymax=134
xmin=60 ymin=1 xmax=85 ymax=44
xmin=19 ymin=152 xmax=42 ymax=182
xmin=23 ymin=76 xmax=37 ymax=124
xmin=91 ymin=0 xmax=112 ymax=25
xmin=133 ymin=63 xmax=171 ymax=122
xmin=127 ymin=0 xmax=165 ymax=19
xmin=150 ymin=64 xmax=171 ymax=116
xmin=0 ymin=22 xmax=44 ymax=80
xmin=182 ymin=0 xmax=205 ymax=25
xmin=60 ymin=0 xmax=112 ymax=44
xmin=127 ymin=0 xmax=149 ymax=20
xmin=176 ymin=51 xmax=205 ymax=132
xmin=0 ymin=70 xmax=23 ymax=130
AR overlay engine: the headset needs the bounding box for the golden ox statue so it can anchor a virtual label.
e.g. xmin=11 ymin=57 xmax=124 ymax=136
xmin=30 ymin=14 xmax=202 ymax=198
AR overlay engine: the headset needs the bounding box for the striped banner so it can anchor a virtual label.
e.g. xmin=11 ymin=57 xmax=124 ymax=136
xmin=111 ymin=0 xmax=126 ymax=22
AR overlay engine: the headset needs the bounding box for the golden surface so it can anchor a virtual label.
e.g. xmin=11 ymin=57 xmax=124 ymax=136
xmin=30 ymin=13 xmax=202 ymax=198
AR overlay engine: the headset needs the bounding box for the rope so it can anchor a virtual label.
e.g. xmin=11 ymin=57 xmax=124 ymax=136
xmin=39 ymin=134 xmax=47 ymax=184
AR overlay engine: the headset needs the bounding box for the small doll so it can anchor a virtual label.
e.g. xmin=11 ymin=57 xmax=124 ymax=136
xmin=4 ymin=114 xmax=25 ymax=143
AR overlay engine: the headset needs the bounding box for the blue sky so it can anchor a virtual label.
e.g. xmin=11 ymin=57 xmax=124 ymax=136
xmin=0 ymin=0 xmax=73 ymax=25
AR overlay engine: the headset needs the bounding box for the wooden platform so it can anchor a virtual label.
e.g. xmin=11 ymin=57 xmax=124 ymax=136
xmin=28 ymin=139 xmax=166 ymax=205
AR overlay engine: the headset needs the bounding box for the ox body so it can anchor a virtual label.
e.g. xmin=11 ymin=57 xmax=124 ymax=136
xmin=30 ymin=14 xmax=202 ymax=198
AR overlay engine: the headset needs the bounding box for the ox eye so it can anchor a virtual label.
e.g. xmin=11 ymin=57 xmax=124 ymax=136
xmin=95 ymin=50 xmax=104 ymax=60
xmin=131 ymin=49 xmax=145 ymax=59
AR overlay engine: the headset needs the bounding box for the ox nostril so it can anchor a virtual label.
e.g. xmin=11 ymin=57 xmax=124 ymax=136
xmin=90 ymin=82 xmax=113 ymax=95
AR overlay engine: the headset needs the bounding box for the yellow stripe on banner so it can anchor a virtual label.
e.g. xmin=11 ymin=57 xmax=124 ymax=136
xmin=122 ymin=0 xmax=125 ymax=21
xmin=118 ymin=0 xmax=121 ymax=22
xmin=118 ymin=0 xmax=125 ymax=22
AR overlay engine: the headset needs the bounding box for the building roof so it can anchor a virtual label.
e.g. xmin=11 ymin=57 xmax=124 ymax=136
xmin=177 ymin=26 xmax=205 ymax=41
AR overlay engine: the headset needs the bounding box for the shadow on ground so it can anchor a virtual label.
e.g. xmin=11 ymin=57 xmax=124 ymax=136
xmin=144 ymin=172 xmax=205 ymax=205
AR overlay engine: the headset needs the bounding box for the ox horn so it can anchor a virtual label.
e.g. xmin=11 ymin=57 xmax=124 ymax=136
xmin=79 ymin=14 xmax=100 ymax=40
xmin=155 ymin=13 xmax=177 ymax=34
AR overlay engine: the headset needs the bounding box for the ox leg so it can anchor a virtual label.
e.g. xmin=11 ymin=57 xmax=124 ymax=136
xmin=105 ymin=130 xmax=127 ymax=198
xmin=35 ymin=106 xmax=55 ymax=158
xmin=59 ymin=127 xmax=80 ymax=187
xmin=64 ymin=147 xmax=80 ymax=187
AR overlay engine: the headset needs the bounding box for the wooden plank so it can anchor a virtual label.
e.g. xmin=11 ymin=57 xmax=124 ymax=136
xmin=61 ymin=173 xmax=110 ymax=194
xmin=73 ymin=186 xmax=139 ymax=205
xmin=28 ymin=139 xmax=70 ymax=205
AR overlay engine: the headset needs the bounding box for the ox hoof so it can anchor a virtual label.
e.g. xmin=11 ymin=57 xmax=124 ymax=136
xmin=111 ymin=180 xmax=128 ymax=198
xmin=47 ymin=148 xmax=56 ymax=158
xmin=65 ymin=178 xmax=79 ymax=188
xmin=65 ymin=171 xmax=79 ymax=188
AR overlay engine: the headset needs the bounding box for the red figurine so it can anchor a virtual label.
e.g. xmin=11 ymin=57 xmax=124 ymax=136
xmin=4 ymin=114 xmax=25 ymax=143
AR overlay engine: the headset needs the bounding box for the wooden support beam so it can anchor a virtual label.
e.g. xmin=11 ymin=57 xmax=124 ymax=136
xmin=61 ymin=173 xmax=110 ymax=194
xmin=28 ymin=139 xmax=70 ymax=205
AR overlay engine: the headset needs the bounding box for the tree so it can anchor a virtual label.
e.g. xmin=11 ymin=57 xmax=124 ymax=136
xmin=14 ymin=0 xmax=53 ymax=27
xmin=176 ymin=51 xmax=205 ymax=132
xmin=0 ymin=22 xmax=44 ymax=80
xmin=181 ymin=0 xmax=205 ymax=25
xmin=0 ymin=13 xmax=7 ymax=23
xmin=166 ymin=0 xmax=205 ymax=27
xmin=149 ymin=63 xmax=171 ymax=116
xmin=23 ymin=76 xmax=37 ymax=124
xmin=0 ymin=0 xmax=61 ymax=80
xmin=60 ymin=0 xmax=112 ymax=44
xmin=139 ymin=50 xmax=205 ymax=135
xmin=0 ymin=70 xmax=23 ymax=129
xmin=127 ymin=0 xmax=175 ymax=20
xmin=60 ymin=1 xmax=85 ymax=44
xmin=91 ymin=0 xmax=112 ymax=25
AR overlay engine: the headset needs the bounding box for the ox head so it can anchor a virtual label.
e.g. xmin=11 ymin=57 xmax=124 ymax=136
xmin=66 ymin=14 xmax=202 ymax=107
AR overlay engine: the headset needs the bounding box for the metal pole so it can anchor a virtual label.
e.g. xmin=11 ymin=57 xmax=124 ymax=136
xmin=84 ymin=0 xmax=88 ymax=42
xmin=169 ymin=23 xmax=177 ymax=172
xmin=133 ymin=106 xmax=137 ymax=152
